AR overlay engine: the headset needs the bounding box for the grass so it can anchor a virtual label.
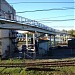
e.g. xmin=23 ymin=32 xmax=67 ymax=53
xmin=0 ymin=58 xmax=24 ymax=63
xmin=0 ymin=66 xmax=75 ymax=75
xmin=0 ymin=57 xmax=75 ymax=63
xmin=51 ymin=66 xmax=75 ymax=72
xmin=1 ymin=68 xmax=21 ymax=74
xmin=0 ymin=67 xmax=5 ymax=72
xmin=0 ymin=58 xmax=75 ymax=75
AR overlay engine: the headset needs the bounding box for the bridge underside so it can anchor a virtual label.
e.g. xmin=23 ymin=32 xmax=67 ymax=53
xmin=0 ymin=19 xmax=56 ymax=35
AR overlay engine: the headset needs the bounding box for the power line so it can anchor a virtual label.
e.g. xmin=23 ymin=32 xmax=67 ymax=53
xmin=7 ymin=2 xmax=75 ymax=4
xmin=38 ymin=19 xmax=75 ymax=22
xmin=16 ymin=7 xmax=75 ymax=13
xmin=46 ymin=24 xmax=74 ymax=27
xmin=35 ymin=15 xmax=74 ymax=21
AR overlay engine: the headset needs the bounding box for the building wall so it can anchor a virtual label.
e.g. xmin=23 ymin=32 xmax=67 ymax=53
xmin=0 ymin=0 xmax=16 ymax=57
xmin=0 ymin=0 xmax=16 ymax=20
xmin=0 ymin=29 xmax=10 ymax=55
xmin=0 ymin=29 xmax=9 ymax=38
xmin=38 ymin=40 xmax=49 ymax=55
xmin=2 ymin=38 xmax=10 ymax=55
xmin=0 ymin=40 xmax=2 ymax=55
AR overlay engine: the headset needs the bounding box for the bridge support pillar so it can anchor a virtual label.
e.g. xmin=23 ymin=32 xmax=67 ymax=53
xmin=53 ymin=35 xmax=56 ymax=47
xmin=49 ymin=35 xmax=52 ymax=47
xmin=58 ymin=34 xmax=61 ymax=43
xmin=33 ymin=33 xmax=35 ymax=50
xmin=33 ymin=33 xmax=36 ymax=59
xmin=26 ymin=33 xmax=28 ymax=49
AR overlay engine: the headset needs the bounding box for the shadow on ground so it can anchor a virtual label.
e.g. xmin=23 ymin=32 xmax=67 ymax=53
xmin=26 ymin=67 xmax=60 ymax=71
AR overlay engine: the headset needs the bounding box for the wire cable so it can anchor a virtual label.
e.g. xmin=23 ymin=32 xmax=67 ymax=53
xmin=6 ymin=2 xmax=75 ymax=4
xmin=16 ymin=7 xmax=75 ymax=13
xmin=35 ymin=15 xmax=74 ymax=21
xmin=38 ymin=19 xmax=75 ymax=22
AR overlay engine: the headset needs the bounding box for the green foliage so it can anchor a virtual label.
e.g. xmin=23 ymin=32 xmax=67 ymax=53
xmin=0 ymin=59 xmax=24 ymax=63
xmin=0 ymin=59 xmax=75 ymax=75
xmin=2 ymin=68 xmax=21 ymax=74
xmin=0 ymin=67 xmax=5 ymax=72
xmin=0 ymin=66 xmax=75 ymax=75
xmin=68 ymin=29 xmax=75 ymax=37
xmin=20 ymin=68 xmax=27 ymax=75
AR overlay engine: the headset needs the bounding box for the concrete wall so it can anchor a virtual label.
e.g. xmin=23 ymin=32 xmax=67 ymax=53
xmin=0 ymin=29 xmax=9 ymax=38
xmin=0 ymin=0 xmax=16 ymax=20
xmin=0 ymin=29 xmax=10 ymax=55
xmin=50 ymin=48 xmax=75 ymax=58
xmin=2 ymin=38 xmax=10 ymax=55
xmin=0 ymin=37 xmax=1 ymax=55
xmin=38 ymin=40 xmax=49 ymax=55
xmin=0 ymin=0 xmax=16 ymax=57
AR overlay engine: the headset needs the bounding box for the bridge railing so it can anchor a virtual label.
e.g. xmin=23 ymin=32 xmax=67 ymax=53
xmin=0 ymin=9 xmax=60 ymax=33
xmin=15 ymin=15 xmax=57 ymax=32
xmin=16 ymin=15 xmax=43 ymax=27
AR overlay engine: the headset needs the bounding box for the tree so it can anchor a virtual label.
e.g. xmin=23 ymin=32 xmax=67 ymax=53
xmin=68 ymin=29 xmax=75 ymax=37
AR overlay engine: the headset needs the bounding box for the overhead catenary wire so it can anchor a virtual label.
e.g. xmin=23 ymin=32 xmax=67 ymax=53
xmin=5 ymin=1 xmax=75 ymax=4
xmin=38 ymin=19 xmax=75 ymax=22
xmin=44 ymin=25 xmax=74 ymax=28
xmin=16 ymin=7 xmax=75 ymax=13
xmin=35 ymin=15 xmax=74 ymax=21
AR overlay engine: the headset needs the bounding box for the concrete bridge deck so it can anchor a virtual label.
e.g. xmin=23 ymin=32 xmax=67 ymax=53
xmin=0 ymin=15 xmax=60 ymax=35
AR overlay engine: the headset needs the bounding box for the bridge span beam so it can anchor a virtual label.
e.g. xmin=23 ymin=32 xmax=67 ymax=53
xmin=0 ymin=19 xmax=55 ymax=35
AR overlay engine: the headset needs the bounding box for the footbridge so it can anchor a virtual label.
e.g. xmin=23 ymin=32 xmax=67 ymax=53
xmin=0 ymin=15 xmax=60 ymax=34
xmin=0 ymin=15 xmax=69 ymax=59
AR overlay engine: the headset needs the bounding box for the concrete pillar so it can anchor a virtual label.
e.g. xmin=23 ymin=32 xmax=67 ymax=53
xmin=59 ymin=34 xmax=61 ymax=43
xmin=65 ymin=34 xmax=68 ymax=43
xmin=33 ymin=33 xmax=36 ymax=59
xmin=26 ymin=33 xmax=28 ymax=49
xmin=54 ymin=35 xmax=56 ymax=47
xmin=35 ymin=32 xmax=38 ymax=52
xmin=33 ymin=33 xmax=35 ymax=47
xmin=62 ymin=34 xmax=64 ymax=44
xmin=50 ymin=35 xmax=51 ymax=47
xmin=58 ymin=34 xmax=60 ymax=43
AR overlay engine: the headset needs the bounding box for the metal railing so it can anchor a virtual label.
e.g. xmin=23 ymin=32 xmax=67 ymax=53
xmin=0 ymin=9 xmax=60 ymax=33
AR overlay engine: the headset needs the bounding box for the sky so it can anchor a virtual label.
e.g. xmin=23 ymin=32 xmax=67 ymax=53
xmin=6 ymin=0 xmax=75 ymax=30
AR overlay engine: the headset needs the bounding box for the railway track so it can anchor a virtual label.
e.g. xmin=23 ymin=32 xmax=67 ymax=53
xmin=0 ymin=60 xmax=75 ymax=68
